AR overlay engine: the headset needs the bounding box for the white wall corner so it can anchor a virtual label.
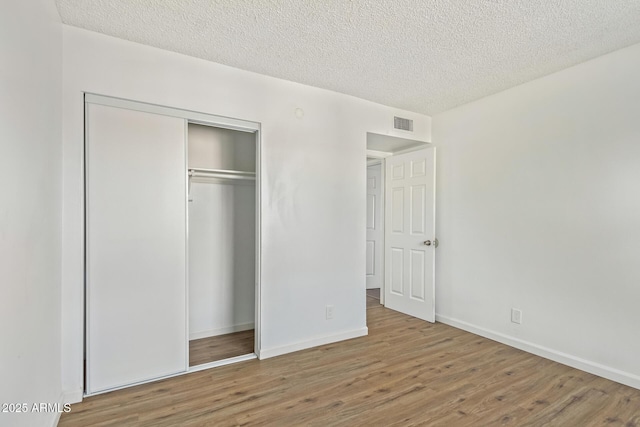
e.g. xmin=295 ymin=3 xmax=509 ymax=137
xmin=258 ymin=327 xmax=369 ymax=360
xmin=62 ymin=389 xmax=83 ymax=405
xmin=51 ymin=411 xmax=62 ymax=427
xmin=49 ymin=391 xmax=70 ymax=427
xmin=435 ymin=314 xmax=640 ymax=391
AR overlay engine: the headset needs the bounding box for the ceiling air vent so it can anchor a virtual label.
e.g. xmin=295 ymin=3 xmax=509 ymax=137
xmin=394 ymin=116 xmax=413 ymax=132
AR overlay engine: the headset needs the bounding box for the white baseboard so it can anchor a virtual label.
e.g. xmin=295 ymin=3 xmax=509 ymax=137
xmin=50 ymin=391 xmax=71 ymax=427
xmin=190 ymin=322 xmax=254 ymax=340
xmin=258 ymin=327 xmax=368 ymax=359
xmin=51 ymin=410 xmax=62 ymax=427
xmin=436 ymin=314 xmax=640 ymax=391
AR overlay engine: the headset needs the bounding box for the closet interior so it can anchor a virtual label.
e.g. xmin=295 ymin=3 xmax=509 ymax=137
xmin=187 ymin=123 xmax=256 ymax=367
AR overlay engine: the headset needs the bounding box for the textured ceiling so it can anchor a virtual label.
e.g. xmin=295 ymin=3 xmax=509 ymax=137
xmin=55 ymin=0 xmax=640 ymax=115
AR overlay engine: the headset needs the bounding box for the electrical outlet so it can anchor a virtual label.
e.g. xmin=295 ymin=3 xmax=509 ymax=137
xmin=326 ymin=305 xmax=335 ymax=320
xmin=511 ymin=308 xmax=522 ymax=324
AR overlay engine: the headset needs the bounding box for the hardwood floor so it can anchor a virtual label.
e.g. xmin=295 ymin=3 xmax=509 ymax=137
xmin=189 ymin=330 xmax=255 ymax=367
xmin=366 ymin=288 xmax=381 ymax=300
xmin=60 ymin=304 xmax=640 ymax=426
xmin=366 ymin=295 xmax=380 ymax=309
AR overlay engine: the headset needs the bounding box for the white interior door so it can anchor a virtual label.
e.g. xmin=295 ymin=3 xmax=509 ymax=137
xmin=86 ymin=102 xmax=187 ymax=394
xmin=366 ymin=163 xmax=384 ymax=289
xmin=384 ymin=147 xmax=436 ymax=322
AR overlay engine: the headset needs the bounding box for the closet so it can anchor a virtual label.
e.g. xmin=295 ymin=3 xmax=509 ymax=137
xmin=85 ymin=95 xmax=259 ymax=395
xmin=187 ymin=123 xmax=256 ymax=367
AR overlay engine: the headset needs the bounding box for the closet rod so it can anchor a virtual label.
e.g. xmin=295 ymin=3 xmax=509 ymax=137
xmin=188 ymin=168 xmax=256 ymax=181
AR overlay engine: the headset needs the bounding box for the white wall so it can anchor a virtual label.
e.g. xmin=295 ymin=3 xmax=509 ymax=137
xmin=0 ymin=1 xmax=63 ymax=426
xmin=434 ymin=42 xmax=640 ymax=388
xmin=61 ymin=26 xmax=431 ymax=399
xmin=189 ymin=181 xmax=256 ymax=339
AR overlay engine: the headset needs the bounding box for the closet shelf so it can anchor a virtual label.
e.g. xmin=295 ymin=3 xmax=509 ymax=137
xmin=189 ymin=168 xmax=256 ymax=181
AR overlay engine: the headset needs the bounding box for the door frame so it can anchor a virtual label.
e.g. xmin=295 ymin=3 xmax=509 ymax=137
xmin=83 ymin=93 xmax=263 ymax=395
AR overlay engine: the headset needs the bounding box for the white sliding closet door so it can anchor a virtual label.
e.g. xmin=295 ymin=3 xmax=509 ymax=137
xmin=86 ymin=103 xmax=187 ymax=394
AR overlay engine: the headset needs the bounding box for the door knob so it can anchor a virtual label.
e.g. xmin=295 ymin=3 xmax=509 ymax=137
xmin=424 ymin=240 xmax=432 ymax=246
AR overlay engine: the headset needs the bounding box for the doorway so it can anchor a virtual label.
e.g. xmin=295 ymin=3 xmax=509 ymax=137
xmin=365 ymin=132 xmax=436 ymax=321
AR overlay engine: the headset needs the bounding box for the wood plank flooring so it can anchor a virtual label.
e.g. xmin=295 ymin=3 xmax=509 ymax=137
xmin=366 ymin=295 xmax=380 ymax=309
xmin=366 ymin=288 xmax=381 ymax=300
xmin=189 ymin=330 xmax=255 ymax=367
xmin=60 ymin=303 xmax=640 ymax=426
